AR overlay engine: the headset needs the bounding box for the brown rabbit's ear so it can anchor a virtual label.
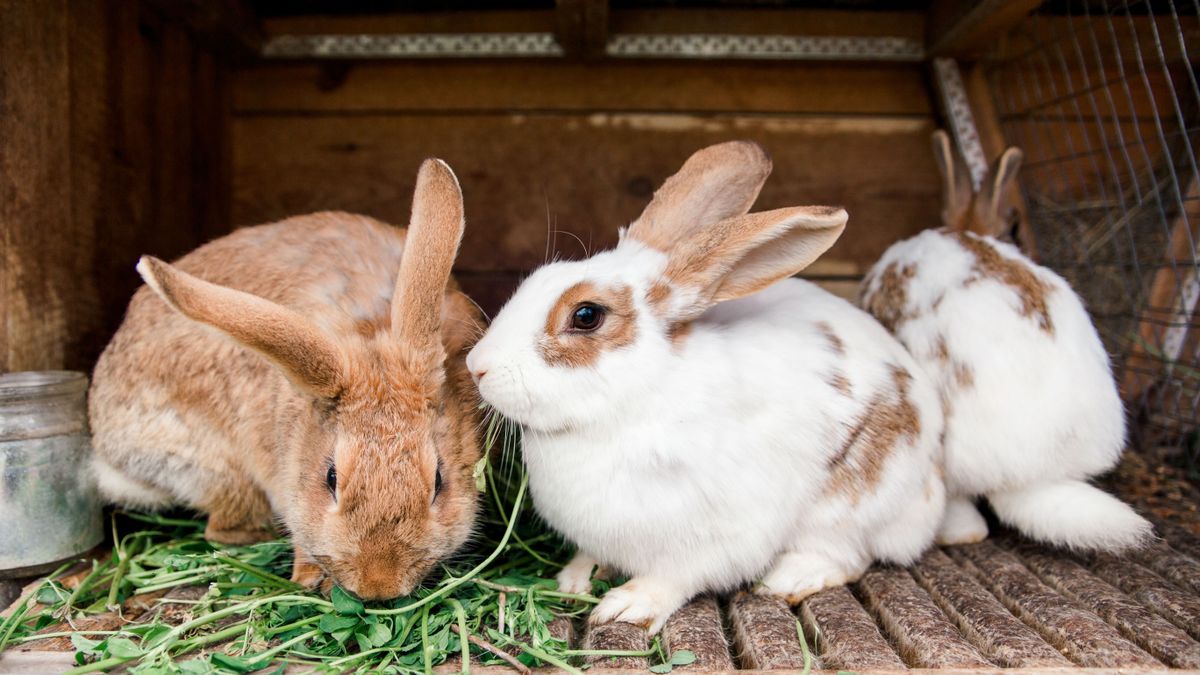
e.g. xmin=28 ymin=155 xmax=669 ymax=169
xmin=136 ymin=256 xmax=344 ymax=399
xmin=625 ymin=141 xmax=773 ymax=251
xmin=974 ymin=147 xmax=1023 ymax=238
xmin=932 ymin=130 xmax=973 ymax=231
xmin=656 ymin=205 xmax=848 ymax=322
xmin=391 ymin=159 xmax=465 ymax=354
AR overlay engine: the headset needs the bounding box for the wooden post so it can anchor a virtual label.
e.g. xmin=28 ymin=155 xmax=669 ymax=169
xmin=0 ymin=0 xmax=73 ymax=371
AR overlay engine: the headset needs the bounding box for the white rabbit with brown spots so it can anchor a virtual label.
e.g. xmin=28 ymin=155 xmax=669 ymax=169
xmin=859 ymin=131 xmax=1149 ymax=553
xmin=467 ymin=141 xmax=946 ymax=634
xmin=89 ymin=159 xmax=485 ymax=599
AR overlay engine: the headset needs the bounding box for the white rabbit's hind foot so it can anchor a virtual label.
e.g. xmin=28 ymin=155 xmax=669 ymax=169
xmin=936 ymin=496 xmax=989 ymax=546
xmin=556 ymin=552 xmax=599 ymax=595
xmin=588 ymin=577 xmax=690 ymax=635
xmin=757 ymin=551 xmax=866 ymax=605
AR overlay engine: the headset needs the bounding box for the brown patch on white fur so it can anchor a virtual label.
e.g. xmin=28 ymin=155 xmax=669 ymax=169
xmin=828 ymin=370 xmax=853 ymax=396
xmin=539 ymin=282 xmax=638 ymax=367
xmin=668 ymin=321 xmax=693 ymax=349
xmin=816 ymin=321 xmax=846 ymax=355
xmin=954 ymin=232 xmax=1054 ymax=335
xmin=826 ymin=365 xmax=921 ymax=504
xmin=861 ymin=262 xmax=916 ymax=333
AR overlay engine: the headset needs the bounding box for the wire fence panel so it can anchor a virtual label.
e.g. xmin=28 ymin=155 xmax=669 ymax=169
xmin=985 ymin=0 xmax=1200 ymax=472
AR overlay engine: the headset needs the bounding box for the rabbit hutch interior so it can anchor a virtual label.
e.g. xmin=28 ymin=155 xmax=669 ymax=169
xmin=3 ymin=0 xmax=1200 ymax=672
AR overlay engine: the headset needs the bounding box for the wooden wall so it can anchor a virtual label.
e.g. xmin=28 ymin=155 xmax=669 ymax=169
xmin=230 ymin=58 xmax=942 ymax=314
xmin=0 ymin=0 xmax=230 ymax=373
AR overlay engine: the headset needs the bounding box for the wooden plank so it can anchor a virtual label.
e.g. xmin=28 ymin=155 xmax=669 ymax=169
xmin=143 ymin=0 xmax=262 ymax=60
xmin=554 ymin=0 xmax=607 ymax=60
xmin=660 ymin=596 xmax=733 ymax=671
xmin=951 ymin=541 xmax=1161 ymax=667
xmin=64 ymin=0 xmax=111 ymax=370
xmin=0 ymin=0 xmax=72 ymax=371
xmin=230 ymin=114 xmax=939 ymax=275
xmin=1019 ymin=545 xmax=1200 ymax=669
xmin=262 ymin=11 xmax=558 ymax=37
xmin=856 ymin=566 xmax=992 ymax=668
xmin=610 ymin=8 xmax=924 ymax=41
xmin=232 ymin=61 xmax=933 ymax=116
xmin=911 ymin=548 xmax=1069 ymax=667
xmin=1089 ymin=555 xmax=1200 ymax=641
xmin=799 ymin=585 xmax=905 ymax=670
xmin=727 ymin=592 xmax=809 ymax=670
xmin=927 ymin=0 xmax=1043 ymax=57
xmin=582 ymin=621 xmax=648 ymax=670
xmin=1131 ymin=540 xmax=1200 ymax=596
xmin=191 ymin=46 xmax=233 ymax=244
xmin=154 ymin=23 xmax=199 ymax=253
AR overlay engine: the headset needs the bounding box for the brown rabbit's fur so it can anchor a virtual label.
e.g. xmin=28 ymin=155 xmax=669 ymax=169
xmin=89 ymin=161 xmax=483 ymax=599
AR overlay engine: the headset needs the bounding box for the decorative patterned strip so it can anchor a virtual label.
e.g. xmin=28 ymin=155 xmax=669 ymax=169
xmin=933 ymin=57 xmax=989 ymax=190
xmin=607 ymin=34 xmax=923 ymax=61
xmin=262 ymin=33 xmax=564 ymax=59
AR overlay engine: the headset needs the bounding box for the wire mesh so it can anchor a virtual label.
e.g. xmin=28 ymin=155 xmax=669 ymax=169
xmin=984 ymin=0 xmax=1200 ymax=474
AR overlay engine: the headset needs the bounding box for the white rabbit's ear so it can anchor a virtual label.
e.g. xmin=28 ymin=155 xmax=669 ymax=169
xmin=932 ymin=130 xmax=973 ymax=232
xmin=973 ymin=147 xmax=1023 ymax=239
xmin=392 ymin=159 xmax=466 ymax=356
xmin=137 ymin=256 xmax=345 ymax=399
xmin=625 ymin=141 xmax=773 ymax=251
xmin=655 ymin=206 xmax=848 ymax=322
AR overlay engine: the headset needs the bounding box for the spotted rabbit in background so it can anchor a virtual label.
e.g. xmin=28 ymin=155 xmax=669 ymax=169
xmin=467 ymin=141 xmax=946 ymax=634
xmin=89 ymin=159 xmax=485 ymax=599
xmin=859 ymin=130 xmax=1150 ymax=552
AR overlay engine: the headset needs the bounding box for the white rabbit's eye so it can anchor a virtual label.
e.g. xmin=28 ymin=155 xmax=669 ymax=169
xmin=570 ymin=303 xmax=605 ymax=331
xmin=326 ymin=464 xmax=337 ymax=497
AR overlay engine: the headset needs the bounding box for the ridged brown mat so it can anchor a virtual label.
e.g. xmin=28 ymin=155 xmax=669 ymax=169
xmin=4 ymin=455 xmax=1199 ymax=673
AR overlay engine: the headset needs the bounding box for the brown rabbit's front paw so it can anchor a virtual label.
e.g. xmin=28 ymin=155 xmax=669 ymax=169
xmin=291 ymin=557 xmax=327 ymax=589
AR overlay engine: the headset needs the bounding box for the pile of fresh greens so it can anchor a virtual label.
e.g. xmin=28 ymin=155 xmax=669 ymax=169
xmin=0 ymin=420 xmax=690 ymax=674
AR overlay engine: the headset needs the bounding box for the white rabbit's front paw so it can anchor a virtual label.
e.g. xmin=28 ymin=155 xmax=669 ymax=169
xmin=589 ymin=578 xmax=687 ymax=635
xmin=757 ymin=552 xmax=857 ymax=605
xmin=936 ymin=496 xmax=988 ymax=545
xmin=556 ymin=552 xmax=599 ymax=595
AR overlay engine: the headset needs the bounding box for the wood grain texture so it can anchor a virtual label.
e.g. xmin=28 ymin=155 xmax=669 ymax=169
xmin=799 ymin=585 xmax=905 ymax=670
xmin=1018 ymin=545 xmax=1200 ymax=669
xmin=1089 ymin=554 xmax=1200 ymax=641
xmin=728 ymin=593 xmax=810 ymax=670
xmin=857 ymin=565 xmax=993 ymax=668
xmin=660 ymin=596 xmax=733 ymax=671
xmin=1 ymin=0 xmax=72 ymax=371
xmin=1131 ymin=540 xmax=1200 ymax=596
xmin=911 ymin=548 xmax=1069 ymax=667
xmin=951 ymin=541 xmax=1161 ymax=667
xmin=582 ymin=621 xmax=649 ymax=670
xmin=233 ymin=61 xmax=933 ymax=116
xmin=230 ymin=114 xmax=939 ymax=276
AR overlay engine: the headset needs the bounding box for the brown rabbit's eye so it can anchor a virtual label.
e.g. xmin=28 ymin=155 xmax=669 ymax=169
xmin=433 ymin=466 xmax=444 ymax=502
xmin=570 ymin=303 xmax=605 ymax=331
xmin=326 ymin=464 xmax=337 ymax=497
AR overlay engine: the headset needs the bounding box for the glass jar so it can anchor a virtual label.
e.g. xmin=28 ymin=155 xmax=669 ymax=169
xmin=0 ymin=371 xmax=102 ymax=577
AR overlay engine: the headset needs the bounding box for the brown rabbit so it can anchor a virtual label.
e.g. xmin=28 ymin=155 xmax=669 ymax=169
xmin=88 ymin=159 xmax=484 ymax=599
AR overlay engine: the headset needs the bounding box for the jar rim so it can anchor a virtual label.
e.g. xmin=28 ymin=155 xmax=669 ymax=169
xmin=0 ymin=371 xmax=88 ymax=401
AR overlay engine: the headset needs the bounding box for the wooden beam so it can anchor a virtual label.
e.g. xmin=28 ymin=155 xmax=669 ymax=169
xmin=555 ymin=0 xmax=608 ymax=60
xmin=143 ymin=0 xmax=263 ymax=61
xmin=0 ymin=0 xmax=72 ymax=371
xmin=927 ymin=0 xmax=1042 ymax=57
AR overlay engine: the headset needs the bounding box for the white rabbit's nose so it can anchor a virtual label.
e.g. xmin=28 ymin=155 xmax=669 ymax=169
xmin=472 ymin=369 xmax=488 ymax=382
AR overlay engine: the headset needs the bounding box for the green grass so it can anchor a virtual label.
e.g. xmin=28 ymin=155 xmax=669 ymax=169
xmin=0 ymin=416 xmax=688 ymax=674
